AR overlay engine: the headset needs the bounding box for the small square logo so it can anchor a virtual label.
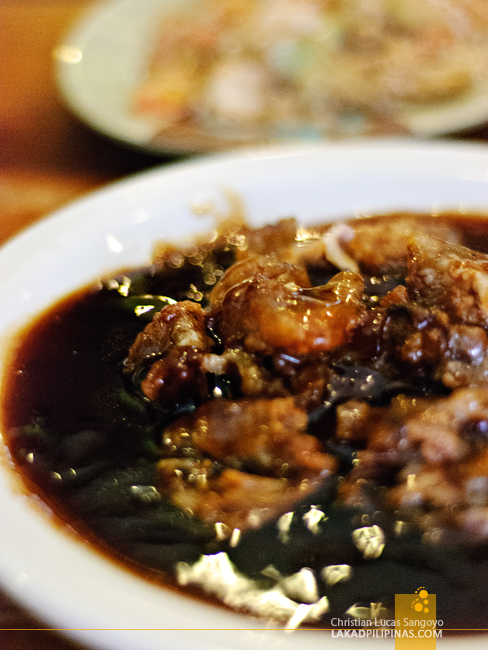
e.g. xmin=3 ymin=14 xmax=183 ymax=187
xmin=395 ymin=588 xmax=440 ymax=649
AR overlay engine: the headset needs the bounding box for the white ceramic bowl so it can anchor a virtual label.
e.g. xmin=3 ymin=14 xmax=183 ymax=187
xmin=0 ymin=139 xmax=488 ymax=650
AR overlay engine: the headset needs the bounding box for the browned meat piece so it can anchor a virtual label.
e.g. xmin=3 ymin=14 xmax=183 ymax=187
xmin=159 ymin=462 xmax=326 ymax=532
xmin=126 ymin=300 xmax=213 ymax=371
xmin=244 ymin=271 xmax=365 ymax=355
xmin=158 ymin=396 xmax=336 ymax=532
xmin=163 ymin=397 xmax=336 ymax=479
xmin=381 ymin=301 xmax=488 ymax=389
xmin=344 ymin=215 xmax=460 ymax=274
xmin=125 ymin=300 xmax=215 ymax=405
xmin=192 ymin=468 xmax=309 ymax=531
xmin=403 ymin=388 xmax=488 ymax=463
xmin=211 ymin=254 xmax=365 ymax=355
xmin=407 ymin=232 xmax=488 ymax=328
xmin=338 ymin=388 xmax=488 ymax=542
xmin=140 ymin=348 xmax=209 ymax=405
xmin=357 ymin=389 xmax=488 ymax=468
xmin=338 ymin=395 xmax=431 ymax=488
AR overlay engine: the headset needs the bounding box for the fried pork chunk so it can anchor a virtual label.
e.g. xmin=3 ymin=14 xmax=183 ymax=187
xmin=210 ymin=255 xmax=365 ymax=355
xmin=126 ymin=300 xmax=214 ymax=405
xmin=379 ymin=299 xmax=488 ymax=389
xmin=391 ymin=388 xmax=488 ymax=542
xmin=164 ymin=397 xmax=334 ymax=477
xmin=159 ymin=397 xmax=336 ymax=531
xmin=339 ymin=389 xmax=488 ymax=542
xmin=407 ymin=232 xmax=488 ymax=327
xmin=126 ymin=300 xmax=212 ymax=371
xmin=366 ymin=233 xmax=488 ymax=390
xmin=343 ymin=216 xmax=461 ymax=274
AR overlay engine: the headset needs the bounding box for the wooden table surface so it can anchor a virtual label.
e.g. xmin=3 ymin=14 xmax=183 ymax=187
xmin=0 ymin=0 xmax=167 ymax=246
xmin=1 ymin=2 xmax=488 ymax=649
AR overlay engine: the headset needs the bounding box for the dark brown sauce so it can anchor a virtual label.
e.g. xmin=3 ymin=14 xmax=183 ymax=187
xmin=3 ymin=213 xmax=488 ymax=632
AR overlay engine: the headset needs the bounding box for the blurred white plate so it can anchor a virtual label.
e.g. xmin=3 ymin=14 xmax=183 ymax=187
xmin=54 ymin=0 xmax=488 ymax=155
xmin=0 ymin=140 xmax=488 ymax=650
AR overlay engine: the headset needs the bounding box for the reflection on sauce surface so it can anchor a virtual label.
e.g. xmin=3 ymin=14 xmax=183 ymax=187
xmin=4 ymin=213 xmax=488 ymax=630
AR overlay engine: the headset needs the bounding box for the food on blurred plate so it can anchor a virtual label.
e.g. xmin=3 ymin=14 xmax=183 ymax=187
xmin=5 ymin=209 xmax=488 ymax=629
xmin=133 ymin=0 xmax=488 ymax=142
